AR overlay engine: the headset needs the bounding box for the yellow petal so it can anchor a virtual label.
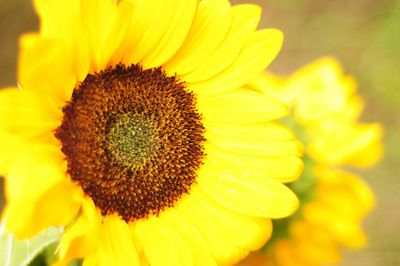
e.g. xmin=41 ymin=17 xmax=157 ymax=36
xmin=272 ymin=239 xmax=322 ymax=266
xmin=182 ymin=4 xmax=261 ymax=83
xmin=33 ymin=0 xmax=90 ymax=80
xmin=289 ymin=221 xmax=340 ymax=264
xmin=0 ymin=128 xmax=60 ymax=177
xmin=134 ymin=215 xmax=193 ymax=266
xmin=99 ymin=0 xmax=134 ymax=70
xmin=283 ymin=57 xmax=350 ymax=123
xmin=184 ymin=188 xmax=272 ymax=251
xmin=164 ymin=0 xmax=232 ymax=75
xmin=83 ymin=215 xmax=140 ymax=266
xmin=205 ymin=122 xmax=301 ymax=156
xmin=196 ymin=89 xmax=287 ymax=124
xmin=0 ymin=88 xmax=61 ymax=139
xmin=341 ymin=124 xmax=383 ymax=168
xmin=197 ymin=155 xmax=299 ymax=218
xmin=58 ymin=198 xmax=102 ymax=264
xmin=140 ymin=0 xmax=197 ymax=68
xmin=301 ymin=166 xmax=375 ymax=249
xmin=3 ymin=146 xmax=81 ymax=238
xmin=309 ymin=123 xmax=383 ymax=167
xmin=178 ymin=190 xmax=249 ymax=265
xmin=249 ymin=72 xmax=288 ymax=104
xmin=79 ymin=0 xmax=114 ymax=68
xmin=313 ymin=166 xmax=375 ymax=214
xmin=34 ymin=0 xmax=80 ymax=39
xmin=287 ymin=57 xmax=343 ymax=87
xmin=0 ymin=133 xmax=26 ymax=176
xmin=205 ymin=143 xmax=302 ymax=183
xmin=80 ymin=0 xmax=133 ymax=71
xmin=187 ymin=29 xmax=283 ymax=94
xmin=18 ymin=34 xmax=77 ymax=108
xmin=160 ymin=210 xmax=217 ymax=266
xmin=120 ymin=0 xmax=176 ymax=66
xmin=303 ymin=202 xmax=367 ymax=249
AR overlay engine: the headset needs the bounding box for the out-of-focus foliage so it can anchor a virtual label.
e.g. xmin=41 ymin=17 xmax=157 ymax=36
xmin=0 ymin=225 xmax=62 ymax=266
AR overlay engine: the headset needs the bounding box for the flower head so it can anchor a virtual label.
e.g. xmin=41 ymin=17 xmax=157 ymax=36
xmin=0 ymin=0 xmax=302 ymax=265
xmin=240 ymin=57 xmax=383 ymax=266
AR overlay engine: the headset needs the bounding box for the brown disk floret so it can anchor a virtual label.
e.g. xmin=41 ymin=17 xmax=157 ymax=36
xmin=55 ymin=64 xmax=205 ymax=222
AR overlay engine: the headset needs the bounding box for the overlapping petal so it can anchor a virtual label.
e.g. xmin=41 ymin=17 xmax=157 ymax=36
xmin=3 ymin=145 xmax=81 ymax=238
xmin=0 ymin=88 xmax=61 ymax=139
xmin=182 ymin=4 xmax=262 ymax=83
xmin=165 ymin=0 xmax=232 ymax=75
xmin=83 ymin=215 xmax=141 ymax=266
xmin=196 ymin=89 xmax=287 ymax=124
xmin=197 ymin=152 xmax=299 ymax=218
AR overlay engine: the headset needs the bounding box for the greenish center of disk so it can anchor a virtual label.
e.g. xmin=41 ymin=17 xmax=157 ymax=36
xmin=106 ymin=114 xmax=157 ymax=166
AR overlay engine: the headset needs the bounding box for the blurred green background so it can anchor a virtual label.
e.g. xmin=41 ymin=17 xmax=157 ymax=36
xmin=0 ymin=0 xmax=399 ymax=265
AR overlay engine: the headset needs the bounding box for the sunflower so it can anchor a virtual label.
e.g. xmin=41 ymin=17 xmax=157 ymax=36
xmin=0 ymin=0 xmax=302 ymax=265
xmin=238 ymin=57 xmax=383 ymax=266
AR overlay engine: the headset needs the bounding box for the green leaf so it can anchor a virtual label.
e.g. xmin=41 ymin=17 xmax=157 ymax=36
xmin=0 ymin=222 xmax=63 ymax=266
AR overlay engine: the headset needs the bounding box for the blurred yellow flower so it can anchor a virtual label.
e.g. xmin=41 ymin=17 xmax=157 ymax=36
xmin=239 ymin=57 xmax=382 ymax=266
xmin=0 ymin=0 xmax=302 ymax=265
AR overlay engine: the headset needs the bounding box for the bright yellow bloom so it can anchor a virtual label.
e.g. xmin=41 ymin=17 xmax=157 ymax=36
xmin=239 ymin=57 xmax=382 ymax=266
xmin=0 ymin=0 xmax=302 ymax=265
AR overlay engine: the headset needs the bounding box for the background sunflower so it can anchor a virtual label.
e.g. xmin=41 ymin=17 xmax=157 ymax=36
xmin=0 ymin=0 xmax=399 ymax=265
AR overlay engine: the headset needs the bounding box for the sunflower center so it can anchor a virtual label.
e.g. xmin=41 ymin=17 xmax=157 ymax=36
xmin=105 ymin=113 xmax=157 ymax=167
xmin=56 ymin=64 xmax=205 ymax=222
